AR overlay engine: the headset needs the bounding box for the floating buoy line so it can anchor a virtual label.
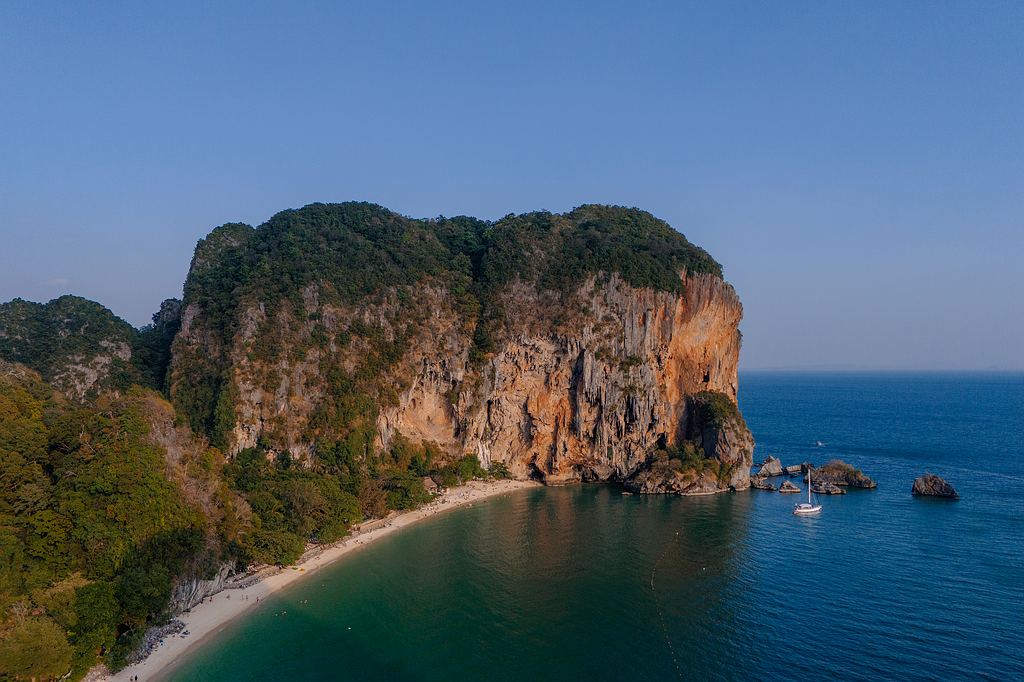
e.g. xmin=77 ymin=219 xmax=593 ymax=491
xmin=650 ymin=529 xmax=684 ymax=680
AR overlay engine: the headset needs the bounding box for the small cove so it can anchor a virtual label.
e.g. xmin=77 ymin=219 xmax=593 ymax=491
xmin=169 ymin=373 xmax=1024 ymax=680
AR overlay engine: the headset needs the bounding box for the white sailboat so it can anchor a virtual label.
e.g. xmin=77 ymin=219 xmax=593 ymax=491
xmin=793 ymin=467 xmax=822 ymax=515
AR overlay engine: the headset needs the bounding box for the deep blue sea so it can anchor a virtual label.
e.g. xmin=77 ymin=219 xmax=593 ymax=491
xmin=169 ymin=373 xmax=1024 ymax=681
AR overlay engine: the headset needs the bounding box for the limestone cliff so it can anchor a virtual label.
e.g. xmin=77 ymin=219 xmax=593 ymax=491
xmin=169 ymin=202 xmax=754 ymax=494
xmin=381 ymin=273 xmax=749 ymax=488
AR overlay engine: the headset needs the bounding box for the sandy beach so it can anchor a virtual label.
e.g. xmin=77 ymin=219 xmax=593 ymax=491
xmin=104 ymin=478 xmax=538 ymax=682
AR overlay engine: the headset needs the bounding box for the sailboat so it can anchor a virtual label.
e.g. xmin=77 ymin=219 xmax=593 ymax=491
xmin=793 ymin=467 xmax=822 ymax=515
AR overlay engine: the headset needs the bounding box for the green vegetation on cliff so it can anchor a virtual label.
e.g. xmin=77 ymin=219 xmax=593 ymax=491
xmin=477 ymin=205 xmax=721 ymax=295
xmin=183 ymin=203 xmax=719 ymax=320
xmin=644 ymin=441 xmax=732 ymax=488
xmin=132 ymin=299 xmax=182 ymax=392
xmin=224 ymin=434 xmax=489 ymax=567
xmin=692 ymin=390 xmax=746 ymax=429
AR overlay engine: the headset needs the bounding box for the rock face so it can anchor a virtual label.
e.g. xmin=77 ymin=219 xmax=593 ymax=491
xmin=169 ymin=203 xmax=754 ymax=494
xmin=912 ymin=474 xmax=959 ymax=499
xmin=808 ymin=460 xmax=877 ymax=489
xmin=757 ymin=456 xmax=784 ymax=477
xmin=168 ymin=563 xmax=236 ymax=614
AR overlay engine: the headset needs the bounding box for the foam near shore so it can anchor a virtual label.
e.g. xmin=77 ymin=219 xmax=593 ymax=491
xmin=102 ymin=478 xmax=539 ymax=682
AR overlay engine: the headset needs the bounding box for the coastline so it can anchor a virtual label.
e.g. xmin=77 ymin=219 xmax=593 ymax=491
xmin=104 ymin=478 xmax=539 ymax=682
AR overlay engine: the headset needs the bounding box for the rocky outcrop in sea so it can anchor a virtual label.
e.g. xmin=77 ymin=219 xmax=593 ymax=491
xmin=757 ymin=455 xmax=783 ymax=477
xmin=912 ymin=474 xmax=959 ymax=499
xmin=807 ymin=460 xmax=876 ymax=488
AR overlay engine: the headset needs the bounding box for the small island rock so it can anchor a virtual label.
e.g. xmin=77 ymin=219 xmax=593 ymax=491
xmin=912 ymin=474 xmax=959 ymax=499
xmin=750 ymin=476 xmax=776 ymax=491
xmin=758 ymin=455 xmax=784 ymax=477
xmin=807 ymin=460 xmax=876 ymax=488
xmin=779 ymin=480 xmax=801 ymax=494
xmin=783 ymin=464 xmax=802 ymax=476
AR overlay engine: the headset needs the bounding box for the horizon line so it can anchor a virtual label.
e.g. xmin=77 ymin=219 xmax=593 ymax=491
xmin=740 ymin=366 xmax=1023 ymax=374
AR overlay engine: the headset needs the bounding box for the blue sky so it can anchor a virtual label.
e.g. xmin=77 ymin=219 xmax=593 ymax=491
xmin=1 ymin=1 xmax=1021 ymax=369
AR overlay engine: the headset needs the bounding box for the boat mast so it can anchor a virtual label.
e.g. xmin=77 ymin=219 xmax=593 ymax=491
xmin=808 ymin=467 xmax=812 ymax=504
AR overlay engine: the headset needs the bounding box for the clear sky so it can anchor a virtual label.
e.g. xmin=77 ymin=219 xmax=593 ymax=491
xmin=1 ymin=1 xmax=1021 ymax=370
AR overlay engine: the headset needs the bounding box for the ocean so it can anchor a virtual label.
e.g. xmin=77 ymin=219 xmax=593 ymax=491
xmin=167 ymin=372 xmax=1024 ymax=680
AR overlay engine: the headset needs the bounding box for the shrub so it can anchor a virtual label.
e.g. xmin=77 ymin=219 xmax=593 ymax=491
xmin=488 ymin=461 xmax=511 ymax=479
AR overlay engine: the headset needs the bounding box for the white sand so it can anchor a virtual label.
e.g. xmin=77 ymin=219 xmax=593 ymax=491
xmin=106 ymin=478 xmax=538 ymax=681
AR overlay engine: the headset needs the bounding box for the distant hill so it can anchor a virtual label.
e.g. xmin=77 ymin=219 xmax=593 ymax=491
xmin=0 ymin=295 xmax=180 ymax=399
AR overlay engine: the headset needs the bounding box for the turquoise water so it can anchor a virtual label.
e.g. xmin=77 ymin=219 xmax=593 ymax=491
xmin=169 ymin=373 xmax=1024 ymax=680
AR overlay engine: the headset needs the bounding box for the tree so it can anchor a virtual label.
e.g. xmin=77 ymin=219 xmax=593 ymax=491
xmin=241 ymin=529 xmax=305 ymax=566
xmin=0 ymin=616 xmax=74 ymax=680
xmin=72 ymin=581 xmax=119 ymax=672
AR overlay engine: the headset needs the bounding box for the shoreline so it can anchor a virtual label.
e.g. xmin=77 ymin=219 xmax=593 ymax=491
xmin=104 ymin=478 xmax=539 ymax=682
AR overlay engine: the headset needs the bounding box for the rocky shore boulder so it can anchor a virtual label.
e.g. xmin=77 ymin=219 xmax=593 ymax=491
xmin=757 ymin=455 xmax=783 ymax=477
xmin=783 ymin=464 xmax=802 ymax=476
xmin=808 ymin=460 xmax=876 ymax=488
xmin=912 ymin=474 xmax=959 ymax=499
xmin=779 ymin=480 xmax=801 ymax=494
xmin=750 ymin=476 xmax=776 ymax=491
xmin=812 ymin=482 xmax=845 ymax=495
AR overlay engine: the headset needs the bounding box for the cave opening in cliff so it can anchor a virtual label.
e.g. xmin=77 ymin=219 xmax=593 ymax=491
xmin=527 ymin=463 xmax=545 ymax=482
